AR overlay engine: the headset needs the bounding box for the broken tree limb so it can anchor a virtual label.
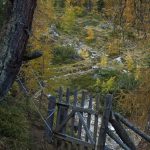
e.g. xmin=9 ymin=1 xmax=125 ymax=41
xmin=107 ymin=129 xmax=130 ymax=150
xmin=23 ymin=50 xmax=43 ymax=61
xmin=0 ymin=0 xmax=37 ymax=98
xmin=114 ymin=112 xmax=150 ymax=143
xmin=109 ymin=112 xmax=136 ymax=150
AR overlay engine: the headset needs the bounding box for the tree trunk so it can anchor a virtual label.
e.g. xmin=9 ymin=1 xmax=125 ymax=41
xmin=0 ymin=0 xmax=37 ymax=98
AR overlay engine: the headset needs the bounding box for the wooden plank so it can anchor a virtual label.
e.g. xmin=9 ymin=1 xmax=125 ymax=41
xmin=77 ymin=112 xmax=95 ymax=144
xmin=71 ymin=89 xmax=78 ymax=137
xmin=107 ymin=129 xmax=130 ymax=150
xmin=56 ymin=87 xmax=63 ymax=129
xmin=97 ymin=94 xmax=112 ymax=150
xmin=114 ymin=112 xmax=150 ymax=143
xmin=55 ymin=110 xmax=75 ymax=132
xmin=94 ymin=95 xmax=100 ymax=143
xmin=78 ymin=91 xmax=86 ymax=139
xmin=86 ymin=95 xmax=93 ymax=141
xmin=54 ymin=133 xmax=95 ymax=149
xmin=66 ymin=88 xmax=70 ymax=104
xmin=63 ymin=88 xmax=70 ymax=133
xmin=109 ymin=112 xmax=136 ymax=150
xmin=56 ymin=103 xmax=97 ymax=115
xmin=46 ymin=96 xmax=56 ymax=143
xmin=59 ymin=87 xmax=63 ymax=102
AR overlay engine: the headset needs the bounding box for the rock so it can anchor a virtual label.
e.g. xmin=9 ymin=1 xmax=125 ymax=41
xmin=100 ymin=23 xmax=112 ymax=29
xmin=92 ymin=65 xmax=99 ymax=70
xmin=113 ymin=56 xmax=123 ymax=64
xmin=49 ymin=24 xmax=60 ymax=39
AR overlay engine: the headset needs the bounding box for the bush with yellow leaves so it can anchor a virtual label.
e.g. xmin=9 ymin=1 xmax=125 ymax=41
xmin=94 ymin=77 xmax=116 ymax=94
xmin=124 ymin=52 xmax=135 ymax=71
xmin=118 ymin=68 xmax=150 ymax=129
xmin=107 ymin=39 xmax=122 ymax=56
xmin=86 ymin=28 xmax=95 ymax=41
xmin=99 ymin=54 xmax=108 ymax=67
xmin=61 ymin=6 xmax=76 ymax=32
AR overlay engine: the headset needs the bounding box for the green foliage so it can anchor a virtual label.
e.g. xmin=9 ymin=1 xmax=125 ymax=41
xmin=52 ymin=45 xmax=80 ymax=64
xmin=53 ymin=0 xmax=65 ymax=8
xmin=61 ymin=7 xmax=76 ymax=32
xmin=0 ymin=97 xmax=30 ymax=150
xmin=94 ymin=77 xmax=116 ymax=94
xmin=70 ymin=74 xmax=96 ymax=91
xmin=93 ymin=69 xmax=139 ymax=94
xmin=97 ymin=0 xmax=104 ymax=12
xmin=117 ymin=73 xmax=139 ymax=90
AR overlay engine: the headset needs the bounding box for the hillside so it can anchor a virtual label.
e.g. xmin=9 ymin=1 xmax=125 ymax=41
xmin=0 ymin=0 xmax=150 ymax=149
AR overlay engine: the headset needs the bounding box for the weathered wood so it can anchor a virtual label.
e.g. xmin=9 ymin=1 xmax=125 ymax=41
xmin=77 ymin=112 xmax=95 ymax=144
xmin=94 ymin=95 xmax=99 ymax=142
xmin=71 ymin=89 xmax=78 ymax=137
xmin=78 ymin=91 xmax=86 ymax=139
xmin=86 ymin=95 xmax=93 ymax=141
xmin=54 ymin=133 xmax=94 ymax=149
xmin=98 ymin=94 xmax=112 ymax=150
xmin=0 ymin=0 xmax=37 ymax=98
xmin=109 ymin=112 xmax=136 ymax=150
xmin=56 ymin=103 xmax=96 ymax=115
xmin=55 ymin=110 xmax=75 ymax=133
xmin=106 ymin=129 xmax=130 ymax=150
xmin=56 ymin=87 xmax=63 ymax=131
xmin=114 ymin=112 xmax=150 ymax=143
xmin=63 ymin=88 xmax=70 ymax=133
xmin=46 ymin=96 xmax=56 ymax=143
xmin=23 ymin=50 xmax=43 ymax=61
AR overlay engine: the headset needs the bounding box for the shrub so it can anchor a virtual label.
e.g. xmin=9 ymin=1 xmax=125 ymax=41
xmin=0 ymin=97 xmax=30 ymax=150
xmin=61 ymin=6 xmax=76 ymax=33
xmin=86 ymin=28 xmax=95 ymax=41
xmin=52 ymin=45 xmax=80 ymax=64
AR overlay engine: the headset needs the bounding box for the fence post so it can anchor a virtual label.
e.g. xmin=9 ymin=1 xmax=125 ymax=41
xmin=46 ymin=95 xmax=56 ymax=143
xmin=97 ymin=94 xmax=112 ymax=150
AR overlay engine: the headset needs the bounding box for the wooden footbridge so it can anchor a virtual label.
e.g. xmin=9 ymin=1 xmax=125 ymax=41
xmin=44 ymin=88 xmax=150 ymax=150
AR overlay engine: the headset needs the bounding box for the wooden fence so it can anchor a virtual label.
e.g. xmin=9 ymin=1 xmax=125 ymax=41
xmin=45 ymin=88 xmax=150 ymax=150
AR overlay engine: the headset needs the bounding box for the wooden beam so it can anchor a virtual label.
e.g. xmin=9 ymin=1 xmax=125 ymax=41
xmin=107 ymin=129 xmax=130 ymax=150
xmin=109 ymin=112 xmax=136 ymax=150
xmin=77 ymin=112 xmax=95 ymax=144
xmin=97 ymin=94 xmax=112 ymax=150
xmin=55 ymin=110 xmax=75 ymax=133
xmin=54 ymin=133 xmax=95 ymax=149
xmin=114 ymin=112 xmax=150 ymax=143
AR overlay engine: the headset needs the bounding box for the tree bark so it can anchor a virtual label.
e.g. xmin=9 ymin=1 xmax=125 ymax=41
xmin=0 ymin=0 xmax=37 ymax=98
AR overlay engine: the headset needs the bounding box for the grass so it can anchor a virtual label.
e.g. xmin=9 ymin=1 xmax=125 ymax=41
xmin=52 ymin=45 xmax=80 ymax=64
xmin=0 ymin=95 xmax=30 ymax=150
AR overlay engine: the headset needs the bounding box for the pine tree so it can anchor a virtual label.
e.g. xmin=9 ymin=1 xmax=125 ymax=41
xmin=97 ymin=0 xmax=104 ymax=12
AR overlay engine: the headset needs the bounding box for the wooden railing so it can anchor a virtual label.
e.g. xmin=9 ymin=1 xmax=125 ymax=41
xmin=45 ymin=88 xmax=150 ymax=150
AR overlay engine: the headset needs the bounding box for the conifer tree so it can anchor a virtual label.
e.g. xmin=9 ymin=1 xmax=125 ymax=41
xmin=97 ymin=0 xmax=104 ymax=12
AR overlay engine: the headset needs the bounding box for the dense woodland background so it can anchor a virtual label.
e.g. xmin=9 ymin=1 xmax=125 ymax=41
xmin=0 ymin=0 xmax=150 ymax=149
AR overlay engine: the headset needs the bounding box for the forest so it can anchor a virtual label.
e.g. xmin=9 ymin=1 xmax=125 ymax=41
xmin=0 ymin=0 xmax=150 ymax=150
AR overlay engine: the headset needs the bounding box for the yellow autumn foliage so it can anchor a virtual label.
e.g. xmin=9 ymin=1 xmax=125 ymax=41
xmin=22 ymin=0 xmax=55 ymax=92
xmin=119 ymin=68 xmax=150 ymax=128
xmin=86 ymin=28 xmax=94 ymax=41
xmin=124 ymin=52 xmax=135 ymax=71
xmin=107 ymin=39 xmax=121 ymax=56
xmin=99 ymin=54 xmax=108 ymax=67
